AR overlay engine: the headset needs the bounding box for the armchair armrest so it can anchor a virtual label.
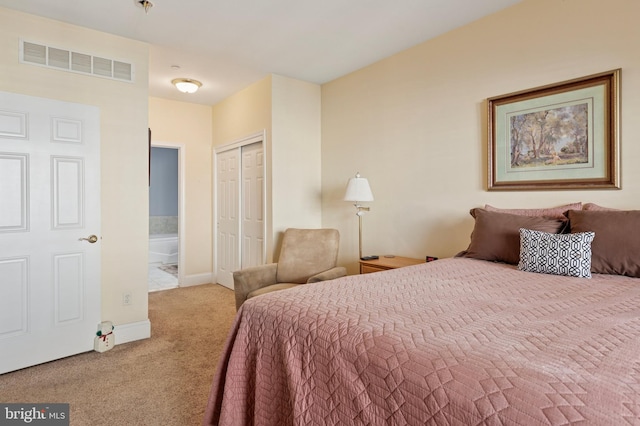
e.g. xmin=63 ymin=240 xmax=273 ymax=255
xmin=233 ymin=263 xmax=278 ymax=310
xmin=307 ymin=266 xmax=347 ymax=284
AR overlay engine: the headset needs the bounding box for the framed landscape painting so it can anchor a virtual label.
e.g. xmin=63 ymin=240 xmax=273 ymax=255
xmin=487 ymin=69 xmax=620 ymax=190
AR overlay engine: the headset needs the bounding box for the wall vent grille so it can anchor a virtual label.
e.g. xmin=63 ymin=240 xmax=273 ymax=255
xmin=20 ymin=40 xmax=134 ymax=83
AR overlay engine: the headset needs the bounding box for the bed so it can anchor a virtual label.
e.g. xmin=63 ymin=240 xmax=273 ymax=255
xmin=203 ymin=205 xmax=640 ymax=425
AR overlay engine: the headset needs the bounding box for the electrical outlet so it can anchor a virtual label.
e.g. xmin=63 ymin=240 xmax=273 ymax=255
xmin=123 ymin=292 xmax=132 ymax=306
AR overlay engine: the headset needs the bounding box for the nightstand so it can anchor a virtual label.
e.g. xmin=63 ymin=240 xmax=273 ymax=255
xmin=359 ymin=256 xmax=424 ymax=274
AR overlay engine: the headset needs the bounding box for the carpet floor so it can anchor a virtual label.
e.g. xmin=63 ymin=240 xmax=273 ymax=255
xmin=0 ymin=284 xmax=237 ymax=425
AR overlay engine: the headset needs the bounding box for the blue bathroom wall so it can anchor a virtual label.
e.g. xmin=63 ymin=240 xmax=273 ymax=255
xmin=149 ymin=147 xmax=178 ymax=216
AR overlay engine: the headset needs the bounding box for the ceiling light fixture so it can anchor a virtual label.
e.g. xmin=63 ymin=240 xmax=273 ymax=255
xmin=171 ymin=78 xmax=202 ymax=94
xmin=137 ymin=0 xmax=154 ymax=14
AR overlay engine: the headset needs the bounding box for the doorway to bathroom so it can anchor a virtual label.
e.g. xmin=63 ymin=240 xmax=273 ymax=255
xmin=149 ymin=144 xmax=182 ymax=291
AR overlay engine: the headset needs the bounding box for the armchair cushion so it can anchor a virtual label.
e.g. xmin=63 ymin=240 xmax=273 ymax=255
xmin=244 ymin=267 xmax=347 ymax=304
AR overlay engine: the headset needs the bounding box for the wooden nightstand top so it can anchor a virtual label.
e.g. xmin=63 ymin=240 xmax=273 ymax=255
xmin=359 ymin=255 xmax=424 ymax=274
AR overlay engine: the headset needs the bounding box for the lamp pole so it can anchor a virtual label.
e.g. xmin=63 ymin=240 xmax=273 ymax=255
xmin=354 ymin=204 xmax=370 ymax=260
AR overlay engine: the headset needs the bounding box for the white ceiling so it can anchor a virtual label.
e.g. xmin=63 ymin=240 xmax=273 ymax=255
xmin=0 ymin=0 xmax=522 ymax=106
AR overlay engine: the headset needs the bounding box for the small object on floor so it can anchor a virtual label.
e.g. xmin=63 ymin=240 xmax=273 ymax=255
xmin=383 ymin=255 xmax=395 ymax=258
xmin=94 ymin=321 xmax=115 ymax=353
xmin=360 ymin=255 xmax=379 ymax=260
xmin=158 ymin=264 xmax=178 ymax=278
xmin=425 ymin=256 xmax=438 ymax=262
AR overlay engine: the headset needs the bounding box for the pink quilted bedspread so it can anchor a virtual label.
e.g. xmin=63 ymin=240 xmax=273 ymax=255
xmin=203 ymin=258 xmax=640 ymax=425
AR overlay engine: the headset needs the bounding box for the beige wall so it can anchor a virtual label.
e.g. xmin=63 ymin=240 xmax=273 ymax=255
xmin=0 ymin=8 xmax=150 ymax=327
xmin=321 ymin=0 xmax=640 ymax=273
xmin=271 ymin=75 xmax=322 ymax=238
xmin=212 ymin=74 xmax=322 ymax=265
xmin=212 ymin=75 xmax=273 ymax=145
xmin=148 ymin=97 xmax=213 ymax=283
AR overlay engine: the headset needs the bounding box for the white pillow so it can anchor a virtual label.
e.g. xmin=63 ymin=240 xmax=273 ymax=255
xmin=518 ymin=228 xmax=595 ymax=278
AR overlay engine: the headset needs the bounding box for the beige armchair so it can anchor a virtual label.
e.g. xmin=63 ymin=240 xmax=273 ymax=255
xmin=233 ymin=228 xmax=346 ymax=309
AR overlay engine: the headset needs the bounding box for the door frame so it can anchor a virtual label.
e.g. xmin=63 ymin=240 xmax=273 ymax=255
xmin=213 ymin=130 xmax=267 ymax=288
xmin=151 ymin=141 xmax=186 ymax=286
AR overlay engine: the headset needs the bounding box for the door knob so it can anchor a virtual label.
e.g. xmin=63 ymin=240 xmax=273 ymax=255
xmin=79 ymin=235 xmax=98 ymax=243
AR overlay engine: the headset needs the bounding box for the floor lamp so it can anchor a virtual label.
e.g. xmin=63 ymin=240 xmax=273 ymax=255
xmin=344 ymin=172 xmax=374 ymax=260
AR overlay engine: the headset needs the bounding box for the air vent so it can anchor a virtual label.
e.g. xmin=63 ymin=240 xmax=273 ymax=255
xmin=93 ymin=56 xmax=113 ymax=77
xmin=20 ymin=40 xmax=134 ymax=83
xmin=114 ymin=61 xmax=132 ymax=81
xmin=22 ymin=41 xmax=46 ymax=65
xmin=71 ymin=52 xmax=92 ymax=74
xmin=48 ymin=47 xmax=70 ymax=70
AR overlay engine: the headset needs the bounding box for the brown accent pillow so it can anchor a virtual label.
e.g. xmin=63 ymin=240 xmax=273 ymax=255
xmin=458 ymin=208 xmax=567 ymax=265
xmin=567 ymin=210 xmax=640 ymax=278
xmin=484 ymin=202 xmax=582 ymax=219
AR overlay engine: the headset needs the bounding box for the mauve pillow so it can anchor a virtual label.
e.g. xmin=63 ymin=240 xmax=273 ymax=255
xmin=582 ymin=203 xmax=620 ymax=211
xmin=458 ymin=208 xmax=567 ymax=265
xmin=484 ymin=202 xmax=582 ymax=220
xmin=567 ymin=210 xmax=640 ymax=278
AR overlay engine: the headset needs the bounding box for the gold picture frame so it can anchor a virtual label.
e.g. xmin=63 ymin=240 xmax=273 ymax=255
xmin=488 ymin=69 xmax=620 ymax=190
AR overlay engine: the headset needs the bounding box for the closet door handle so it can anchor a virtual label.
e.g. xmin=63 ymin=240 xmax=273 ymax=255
xmin=79 ymin=235 xmax=98 ymax=243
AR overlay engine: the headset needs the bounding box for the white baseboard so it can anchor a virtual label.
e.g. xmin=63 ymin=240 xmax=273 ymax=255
xmin=181 ymin=272 xmax=213 ymax=287
xmin=114 ymin=320 xmax=151 ymax=345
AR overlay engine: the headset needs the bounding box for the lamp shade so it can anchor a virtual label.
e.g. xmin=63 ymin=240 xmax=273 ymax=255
xmin=343 ymin=173 xmax=374 ymax=202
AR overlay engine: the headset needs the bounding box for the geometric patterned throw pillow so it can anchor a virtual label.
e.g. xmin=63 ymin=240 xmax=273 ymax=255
xmin=518 ymin=228 xmax=595 ymax=278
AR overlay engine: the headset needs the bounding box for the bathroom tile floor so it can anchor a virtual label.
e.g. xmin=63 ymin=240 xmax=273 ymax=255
xmin=149 ymin=262 xmax=179 ymax=292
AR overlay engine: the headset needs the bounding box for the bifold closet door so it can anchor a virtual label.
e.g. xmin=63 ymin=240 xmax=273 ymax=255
xmin=240 ymin=142 xmax=264 ymax=270
xmin=216 ymin=148 xmax=240 ymax=289
xmin=215 ymin=142 xmax=264 ymax=290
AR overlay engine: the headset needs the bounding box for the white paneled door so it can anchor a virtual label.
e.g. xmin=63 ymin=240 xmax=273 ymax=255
xmin=216 ymin=149 xmax=240 ymax=289
xmin=241 ymin=143 xmax=264 ymax=269
xmin=216 ymin=140 xmax=265 ymax=290
xmin=0 ymin=91 xmax=101 ymax=374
